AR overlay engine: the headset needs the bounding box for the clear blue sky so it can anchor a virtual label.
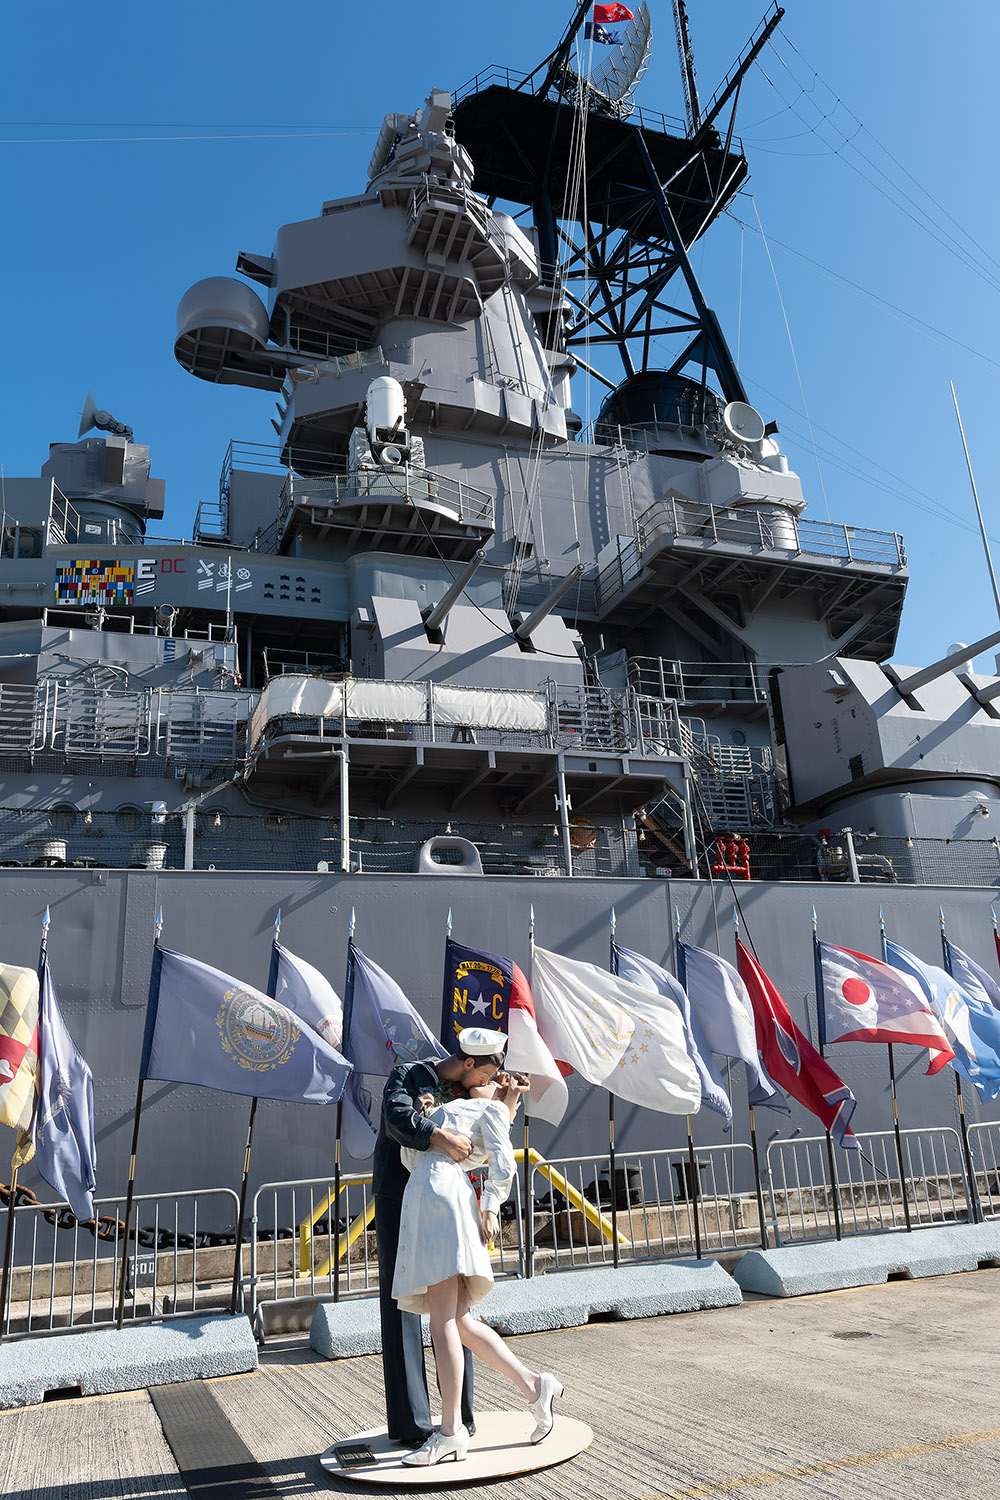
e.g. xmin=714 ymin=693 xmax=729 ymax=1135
xmin=2 ymin=1 xmax=999 ymax=670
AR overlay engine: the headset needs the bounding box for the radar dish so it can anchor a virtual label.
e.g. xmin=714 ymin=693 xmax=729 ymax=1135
xmin=722 ymin=401 xmax=765 ymax=445
xmin=561 ymin=3 xmax=653 ymax=119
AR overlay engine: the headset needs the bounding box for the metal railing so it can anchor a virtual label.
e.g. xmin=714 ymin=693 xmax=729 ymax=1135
xmin=0 ymin=1186 xmax=240 ymax=1341
xmin=279 ymin=464 xmax=494 ymax=536
xmin=450 ymin=64 xmax=688 ymax=136
xmin=529 ymin=1143 xmax=764 ymax=1271
xmin=765 ymin=1128 xmax=970 ymax=1246
xmin=634 ymin=494 xmax=906 ymax=571
xmin=628 ymin=657 xmax=769 ymax=706
xmin=0 ymin=682 xmax=252 ymax=773
xmin=966 ymin=1123 xmax=1000 ymax=1221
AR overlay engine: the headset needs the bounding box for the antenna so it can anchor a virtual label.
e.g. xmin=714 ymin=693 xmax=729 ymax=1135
xmin=672 ymin=0 xmax=701 ymax=134
xmin=78 ymin=391 xmax=134 ymax=443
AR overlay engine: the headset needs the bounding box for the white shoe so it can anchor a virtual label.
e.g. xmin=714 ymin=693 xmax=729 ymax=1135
xmin=401 ymin=1426 xmax=470 ymax=1466
xmin=528 ymin=1373 xmax=564 ymax=1443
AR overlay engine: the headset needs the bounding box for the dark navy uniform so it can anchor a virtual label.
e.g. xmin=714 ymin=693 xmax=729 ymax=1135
xmin=374 ymin=1058 xmax=475 ymax=1442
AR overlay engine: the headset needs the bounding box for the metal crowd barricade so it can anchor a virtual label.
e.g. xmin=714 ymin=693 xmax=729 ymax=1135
xmin=765 ymin=1127 xmax=971 ymax=1246
xmin=0 ymin=1186 xmax=241 ymax=1341
xmin=527 ymin=1143 xmax=765 ymax=1271
xmin=967 ymin=1122 xmax=1000 ymax=1220
xmin=248 ymin=1171 xmax=522 ymax=1330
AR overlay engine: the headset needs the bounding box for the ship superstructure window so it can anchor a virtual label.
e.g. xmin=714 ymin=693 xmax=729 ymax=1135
xmin=114 ymin=807 xmax=143 ymax=832
xmin=48 ymin=804 xmax=78 ymax=831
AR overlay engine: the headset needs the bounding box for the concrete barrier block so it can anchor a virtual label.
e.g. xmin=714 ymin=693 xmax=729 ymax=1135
xmin=310 ymin=1260 xmax=741 ymax=1358
xmin=0 ymin=1315 xmax=258 ymax=1410
xmin=734 ymin=1222 xmax=1000 ymax=1298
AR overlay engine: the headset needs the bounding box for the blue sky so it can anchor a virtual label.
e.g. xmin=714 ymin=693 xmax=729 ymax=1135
xmin=2 ymin=1 xmax=999 ymax=669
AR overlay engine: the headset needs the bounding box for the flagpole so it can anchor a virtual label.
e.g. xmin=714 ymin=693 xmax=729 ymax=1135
xmin=524 ymin=905 xmax=535 ymax=1279
xmin=228 ymin=908 xmax=280 ymax=1317
xmin=729 ymin=907 xmax=769 ymax=1252
xmin=0 ymin=907 xmax=49 ymax=1345
xmin=334 ymin=907 xmax=358 ymax=1305
xmin=116 ymin=906 xmax=161 ymax=1329
xmin=880 ymin=908 xmax=913 ymax=1233
xmin=812 ymin=907 xmax=843 ymax=1242
xmin=608 ymin=910 xmax=620 ymax=1270
xmin=940 ymin=908 xmax=982 ymax=1225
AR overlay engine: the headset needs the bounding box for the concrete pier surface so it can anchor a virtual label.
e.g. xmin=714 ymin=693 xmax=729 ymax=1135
xmin=3 ymin=1268 xmax=1000 ymax=1499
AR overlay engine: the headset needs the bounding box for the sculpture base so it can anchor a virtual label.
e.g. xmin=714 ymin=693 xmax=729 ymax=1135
xmin=320 ymin=1410 xmax=593 ymax=1486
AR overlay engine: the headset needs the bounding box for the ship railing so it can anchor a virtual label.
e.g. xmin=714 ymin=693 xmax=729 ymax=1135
xmin=628 ymin=656 xmax=769 ymax=706
xmin=633 ymin=494 xmax=906 ymax=570
xmin=449 ymin=64 xmax=687 ymax=135
xmin=279 ymin=464 xmax=494 ymax=534
xmin=0 ymin=683 xmax=50 ymax=752
xmin=0 ymin=1186 xmax=241 ymax=1342
xmin=764 ymin=1127 xmax=971 ymax=1246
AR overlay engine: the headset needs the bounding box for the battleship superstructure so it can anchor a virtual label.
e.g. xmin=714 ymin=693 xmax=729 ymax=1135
xmin=2 ymin=3 xmax=1000 ymax=1195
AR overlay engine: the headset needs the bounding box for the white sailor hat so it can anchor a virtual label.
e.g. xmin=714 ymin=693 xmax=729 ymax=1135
xmin=457 ymin=1026 xmax=508 ymax=1060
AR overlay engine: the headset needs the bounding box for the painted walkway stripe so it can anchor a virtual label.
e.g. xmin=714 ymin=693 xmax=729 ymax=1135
xmin=642 ymin=1424 xmax=1000 ymax=1498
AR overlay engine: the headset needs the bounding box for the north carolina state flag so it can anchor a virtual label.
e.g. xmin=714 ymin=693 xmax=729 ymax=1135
xmin=736 ymin=940 xmax=857 ymax=1150
xmin=594 ymin=3 xmax=634 ymax=19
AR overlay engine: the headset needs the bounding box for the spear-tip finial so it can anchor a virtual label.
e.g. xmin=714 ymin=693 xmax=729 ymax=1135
xmin=811 ymin=905 xmax=817 ymax=936
xmin=155 ymin=905 xmax=164 ymax=942
xmin=529 ymin=903 xmax=535 ymax=939
xmin=41 ymin=905 xmax=51 ymax=948
xmin=879 ymin=905 xmax=886 ymax=935
xmin=446 ymin=906 xmax=453 ymax=938
xmin=349 ymin=906 xmax=356 ymax=939
xmin=610 ymin=906 xmax=616 ymax=936
xmin=273 ymin=908 xmax=281 ymax=941
xmin=992 ymin=903 xmax=998 ymax=935
xmin=939 ymin=905 xmax=946 ymax=934
xmin=733 ymin=905 xmax=740 ymax=938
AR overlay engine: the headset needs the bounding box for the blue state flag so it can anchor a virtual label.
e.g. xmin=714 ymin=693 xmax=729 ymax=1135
xmin=585 ymin=21 xmax=623 ymax=43
xmin=943 ymin=938 xmax=1000 ymax=1013
xmin=271 ymin=941 xmax=376 ymax=1157
xmin=614 ymin=943 xmax=733 ymax=1129
xmin=344 ymin=944 xmax=447 ymax=1076
xmin=140 ymin=947 xmax=352 ymax=1105
xmin=886 ymin=938 xmax=1000 ymax=1103
xmin=32 ymin=956 xmax=97 ymax=1222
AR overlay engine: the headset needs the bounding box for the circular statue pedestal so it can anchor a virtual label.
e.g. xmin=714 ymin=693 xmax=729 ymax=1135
xmin=320 ymin=1410 xmax=593 ymax=1486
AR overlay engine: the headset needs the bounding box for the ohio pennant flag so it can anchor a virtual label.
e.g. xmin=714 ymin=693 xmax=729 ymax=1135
xmin=0 ymin=961 xmax=40 ymax=1168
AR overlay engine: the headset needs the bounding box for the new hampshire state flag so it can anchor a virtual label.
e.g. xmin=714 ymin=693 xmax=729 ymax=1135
xmin=140 ymin=948 xmax=352 ymax=1104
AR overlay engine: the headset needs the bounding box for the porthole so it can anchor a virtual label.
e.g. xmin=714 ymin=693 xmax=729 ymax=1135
xmin=48 ymin=804 xmax=78 ymax=831
xmin=114 ymin=807 xmax=143 ymax=832
xmin=730 ymin=729 xmax=747 ymax=746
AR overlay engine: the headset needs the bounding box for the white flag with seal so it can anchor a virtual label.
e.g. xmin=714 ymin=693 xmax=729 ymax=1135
xmin=530 ymin=945 xmax=636 ymax=1083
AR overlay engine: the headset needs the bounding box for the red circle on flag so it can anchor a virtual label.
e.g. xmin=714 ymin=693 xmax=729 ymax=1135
xmin=842 ymin=977 xmax=872 ymax=1007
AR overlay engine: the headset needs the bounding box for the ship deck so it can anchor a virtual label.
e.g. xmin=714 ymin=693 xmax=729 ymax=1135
xmin=4 ymin=1269 xmax=1000 ymax=1499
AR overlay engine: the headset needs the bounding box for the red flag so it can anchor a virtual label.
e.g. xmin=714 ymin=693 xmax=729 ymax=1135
xmin=506 ymin=961 xmax=569 ymax=1123
xmin=736 ymin=940 xmax=858 ymax=1149
xmin=593 ymin=3 xmax=634 ymax=20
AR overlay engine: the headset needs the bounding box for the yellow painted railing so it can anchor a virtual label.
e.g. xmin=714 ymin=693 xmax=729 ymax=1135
xmin=516 ymin=1148 xmax=630 ymax=1246
xmin=298 ymin=1177 xmax=374 ymax=1276
xmin=296 ymin=1150 xmax=629 ymax=1276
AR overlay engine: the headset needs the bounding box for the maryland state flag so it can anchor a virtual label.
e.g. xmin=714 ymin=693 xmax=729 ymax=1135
xmin=0 ymin=961 xmax=40 ymax=1168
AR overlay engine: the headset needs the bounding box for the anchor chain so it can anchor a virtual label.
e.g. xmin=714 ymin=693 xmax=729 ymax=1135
xmin=0 ymin=1181 xmax=242 ymax=1248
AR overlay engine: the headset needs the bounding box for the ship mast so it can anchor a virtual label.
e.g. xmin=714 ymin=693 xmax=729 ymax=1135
xmin=673 ymin=0 xmax=702 ymax=136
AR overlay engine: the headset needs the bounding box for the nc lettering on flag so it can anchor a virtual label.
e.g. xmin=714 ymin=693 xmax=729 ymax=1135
xmin=585 ymin=22 xmax=623 ymax=44
xmin=890 ymin=938 xmax=1000 ymax=1102
xmin=817 ymin=942 xmax=954 ymax=1074
xmin=593 ymin=3 xmax=634 ymax=20
xmin=444 ymin=939 xmax=568 ymax=1124
xmin=344 ymin=944 xmax=446 ymax=1076
xmin=441 ymin=939 xmax=511 ymax=1046
xmin=271 ymin=942 xmax=376 ymax=1157
xmin=737 ymin=940 xmax=857 ymax=1150
xmin=140 ymin=948 xmax=352 ymax=1104
xmin=678 ymin=943 xmax=788 ymax=1114
xmin=0 ymin=960 xmax=40 ymax=1168
xmin=615 ymin=943 xmax=731 ymax=1126
xmin=32 ymin=957 xmax=97 ymax=1222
